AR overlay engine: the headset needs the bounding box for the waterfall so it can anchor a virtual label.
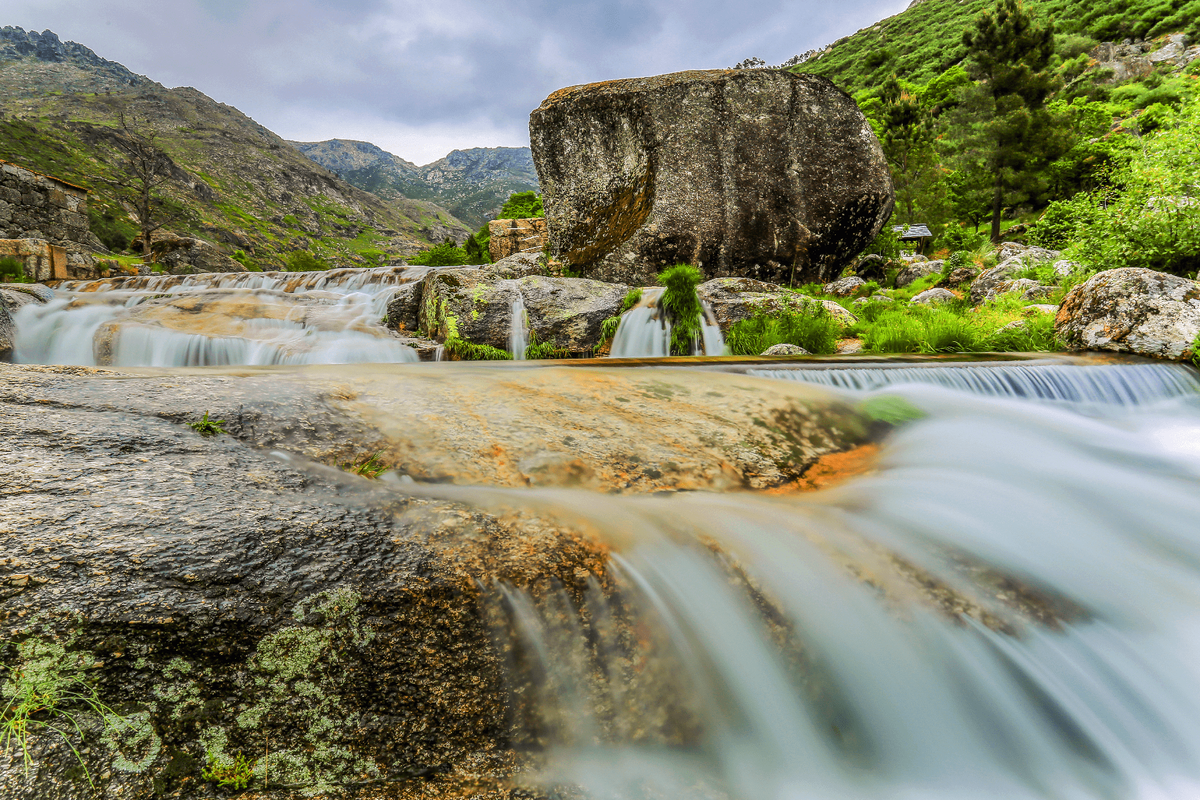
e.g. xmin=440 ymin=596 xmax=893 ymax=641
xmin=609 ymin=288 xmax=726 ymax=357
xmin=510 ymin=287 xmax=529 ymax=360
xmin=749 ymin=362 xmax=1200 ymax=406
xmin=13 ymin=266 xmax=423 ymax=367
xmin=408 ymin=377 xmax=1200 ymax=800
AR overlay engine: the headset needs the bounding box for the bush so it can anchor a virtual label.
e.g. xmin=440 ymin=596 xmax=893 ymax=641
xmin=657 ymin=264 xmax=704 ymax=355
xmin=443 ymin=337 xmax=512 ymax=361
xmin=284 ymin=250 xmax=328 ymax=271
xmin=726 ymin=307 xmax=842 ymax=355
xmin=230 ymin=249 xmax=260 ymax=272
xmin=0 ymin=256 xmax=29 ymax=282
xmin=498 ymin=191 xmax=543 ymax=220
xmin=87 ymin=207 xmax=135 ymax=253
xmin=409 ymin=239 xmax=469 ymax=267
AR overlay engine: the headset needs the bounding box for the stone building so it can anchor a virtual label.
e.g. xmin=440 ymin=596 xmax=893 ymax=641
xmin=488 ymin=217 xmax=547 ymax=262
xmin=0 ymin=159 xmax=103 ymax=280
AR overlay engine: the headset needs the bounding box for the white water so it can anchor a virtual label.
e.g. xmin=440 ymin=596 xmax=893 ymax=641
xmin=12 ymin=267 xmax=422 ymax=367
xmin=510 ymin=287 xmax=529 ymax=360
xmin=398 ymin=360 xmax=1200 ymax=800
xmin=609 ymin=287 xmax=727 ymax=357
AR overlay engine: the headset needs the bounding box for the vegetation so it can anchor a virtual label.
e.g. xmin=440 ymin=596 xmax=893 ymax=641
xmin=408 ymin=238 xmax=471 ymax=267
xmin=98 ymin=114 xmax=183 ymax=257
xmin=342 ymin=452 xmax=389 ymax=479
xmin=202 ymin=751 xmax=257 ymax=790
xmin=283 ymin=250 xmax=329 ymax=272
xmin=726 ymin=307 xmax=842 ymax=355
xmin=443 ymin=337 xmax=512 ymax=361
xmin=0 ymin=256 xmax=30 ymax=283
xmin=188 ymin=411 xmax=227 ymax=437
xmin=657 ymin=264 xmax=705 ymax=356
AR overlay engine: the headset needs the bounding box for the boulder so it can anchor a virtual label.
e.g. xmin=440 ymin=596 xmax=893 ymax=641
xmin=1023 ymin=304 xmax=1059 ymax=316
xmin=970 ymin=256 xmax=1027 ymax=304
xmin=151 ymin=235 xmax=246 ymax=275
xmin=985 ymin=278 xmax=1045 ymax=302
xmin=487 ymin=251 xmax=546 ymax=279
xmin=994 ymin=242 xmax=1061 ymax=265
xmin=939 ymin=266 xmax=979 ymax=286
xmin=895 ymin=260 xmax=942 ymax=288
xmin=854 ymin=253 xmax=886 ymax=281
xmin=1055 ymin=268 xmax=1200 ymax=360
xmin=911 ymin=288 xmax=957 ymax=304
xmin=0 ymin=362 xmax=878 ymax=798
xmin=529 ymin=70 xmax=893 ymax=286
xmin=697 ymin=277 xmax=857 ymax=330
xmin=761 ymin=343 xmax=810 ymax=355
xmin=516 ymin=275 xmax=631 ymax=352
xmin=1053 ymin=260 xmax=1080 ymax=278
xmin=824 ymin=275 xmax=866 ymax=297
xmin=418 ymin=267 xmax=522 ymax=348
xmin=384 ymin=281 xmax=422 ymax=332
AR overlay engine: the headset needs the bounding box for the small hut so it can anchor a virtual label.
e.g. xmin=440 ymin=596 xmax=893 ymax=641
xmin=892 ymin=224 xmax=932 ymax=254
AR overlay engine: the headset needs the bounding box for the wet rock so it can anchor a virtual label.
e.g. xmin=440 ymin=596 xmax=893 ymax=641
xmin=911 ymin=288 xmax=957 ymax=304
xmin=761 ymin=343 xmax=810 ymax=355
xmin=516 ymin=275 xmax=630 ymax=351
xmin=895 ymin=260 xmax=942 ymax=288
xmin=0 ymin=362 xmax=877 ymax=798
xmin=1055 ymin=268 xmax=1200 ymax=360
xmin=698 ymin=277 xmax=857 ymax=330
xmin=385 ymin=280 xmax=422 ymax=332
xmin=530 ymin=70 xmax=893 ymax=286
xmin=824 ymin=276 xmax=866 ymax=297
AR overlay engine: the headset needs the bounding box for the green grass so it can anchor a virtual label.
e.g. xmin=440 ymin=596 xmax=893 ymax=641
xmin=188 ymin=411 xmax=227 ymax=437
xmin=658 ymin=264 xmax=704 ymax=355
xmin=726 ymin=308 xmax=843 ymax=355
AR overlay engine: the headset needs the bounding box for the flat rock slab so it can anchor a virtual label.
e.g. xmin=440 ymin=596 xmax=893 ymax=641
xmin=530 ymin=70 xmax=893 ymax=286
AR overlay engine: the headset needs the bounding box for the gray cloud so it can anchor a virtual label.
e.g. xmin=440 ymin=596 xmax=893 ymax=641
xmin=5 ymin=0 xmax=906 ymax=163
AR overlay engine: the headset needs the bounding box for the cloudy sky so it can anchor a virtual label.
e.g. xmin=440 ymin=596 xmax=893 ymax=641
xmin=6 ymin=0 xmax=907 ymax=165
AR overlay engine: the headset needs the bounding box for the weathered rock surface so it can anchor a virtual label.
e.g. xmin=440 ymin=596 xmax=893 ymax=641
xmin=912 ymin=288 xmax=957 ymax=304
xmin=1055 ymin=268 xmax=1200 ymax=360
xmin=895 ymin=260 xmax=942 ymax=288
xmin=151 ymin=235 xmax=247 ymax=275
xmin=986 ymin=278 xmax=1046 ymax=302
xmin=0 ymin=362 xmax=875 ymax=798
xmin=970 ymin=257 xmax=1028 ymax=304
xmin=516 ymin=275 xmax=631 ymax=351
xmin=824 ymin=275 xmax=866 ymax=297
xmin=487 ymin=217 xmax=547 ymax=262
xmin=939 ymin=266 xmax=979 ymax=287
xmin=530 ymin=70 xmax=893 ymax=286
xmin=697 ymin=277 xmax=857 ymax=330
xmin=761 ymin=343 xmax=810 ymax=355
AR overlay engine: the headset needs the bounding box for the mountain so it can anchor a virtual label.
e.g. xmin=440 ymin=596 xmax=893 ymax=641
xmin=291 ymin=140 xmax=539 ymax=229
xmin=0 ymin=26 xmax=470 ymax=268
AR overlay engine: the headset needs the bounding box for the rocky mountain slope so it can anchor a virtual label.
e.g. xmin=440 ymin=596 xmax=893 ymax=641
xmin=0 ymin=26 xmax=470 ymax=268
xmin=291 ymin=139 xmax=538 ymax=229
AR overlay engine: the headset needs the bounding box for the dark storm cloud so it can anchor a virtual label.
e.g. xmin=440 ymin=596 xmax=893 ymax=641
xmin=5 ymin=0 xmax=906 ymax=163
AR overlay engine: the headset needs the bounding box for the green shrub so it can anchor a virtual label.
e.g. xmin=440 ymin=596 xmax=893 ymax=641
xmin=284 ymin=250 xmax=328 ymax=272
xmin=409 ymin=239 xmax=469 ymax=267
xmin=498 ymin=191 xmax=543 ymax=220
xmin=726 ymin=307 xmax=841 ymax=355
xmin=230 ymin=249 xmax=260 ymax=272
xmin=443 ymin=337 xmax=512 ymax=361
xmin=621 ymin=287 xmax=643 ymax=312
xmin=0 ymin=256 xmax=29 ymax=283
xmin=657 ymin=264 xmax=704 ymax=355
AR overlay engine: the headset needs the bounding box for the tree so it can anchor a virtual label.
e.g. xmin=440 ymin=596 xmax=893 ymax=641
xmin=878 ymin=76 xmax=941 ymax=225
xmin=101 ymin=113 xmax=182 ymax=257
xmin=956 ymin=0 xmax=1064 ymax=241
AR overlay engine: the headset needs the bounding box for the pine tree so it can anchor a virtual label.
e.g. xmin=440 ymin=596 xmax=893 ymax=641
xmin=878 ymin=76 xmax=940 ymax=226
xmin=957 ymin=0 xmax=1064 ymax=242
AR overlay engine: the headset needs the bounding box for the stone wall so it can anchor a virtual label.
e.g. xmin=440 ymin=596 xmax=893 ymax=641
xmin=0 ymin=238 xmax=89 ymax=281
xmin=0 ymin=159 xmax=103 ymax=251
xmin=488 ymin=217 xmax=547 ymax=262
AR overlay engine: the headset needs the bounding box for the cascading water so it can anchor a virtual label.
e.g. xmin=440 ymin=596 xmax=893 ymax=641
xmin=510 ymin=286 xmax=529 ymax=360
xmin=393 ymin=359 xmax=1200 ymax=800
xmin=11 ymin=266 xmax=423 ymax=367
xmin=609 ymin=287 xmax=726 ymax=358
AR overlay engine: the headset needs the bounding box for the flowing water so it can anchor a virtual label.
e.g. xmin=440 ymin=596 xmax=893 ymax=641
xmin=609 ymin=287 xmax=727 ymax=357
xmin=11 ymin=266 xmax=423 ymax=367
xmin=511 ymin=286 xmax=529 ymax=360
xmin=394 ymin=360 xmax=1200 ymax=800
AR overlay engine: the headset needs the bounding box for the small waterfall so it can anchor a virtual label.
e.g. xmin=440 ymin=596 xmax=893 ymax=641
xmin=411 ymin=382 xmax=1200 ymax=800
xmin=609 ymin=288 xmax=726 ymax=358
xmin=14 ymin=266 xmax=424 ymax=367
xmin=510 ymin=287 xmax=529 ymax=360
xmin=749 ymin=362 xmax=1200 ymax=406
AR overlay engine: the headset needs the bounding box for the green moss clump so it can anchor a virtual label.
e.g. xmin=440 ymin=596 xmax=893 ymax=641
xmin=444 ymin=337 xmax=512 ymax=361
xmin=657 ymin=264 xmax=704 ymax=356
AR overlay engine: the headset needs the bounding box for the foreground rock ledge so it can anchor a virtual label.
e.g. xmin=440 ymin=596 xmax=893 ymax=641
xmin=529 ymin=70 xmax=894 ymax=286
xmin=0 ymin=362 xmax=876 ymax=799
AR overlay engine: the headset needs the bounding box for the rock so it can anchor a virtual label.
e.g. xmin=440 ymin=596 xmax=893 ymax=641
xmin=0 ymin=300 xmax=13 ymax=360
xmin=1023 ymin=304 xmax=1059 ymax=316
xmin=911 ymin=288 xmax=957 ymax=304
xmin=1055 ymin=268 xmax=1200 ymax=360
xmin=1148 ymin=34 xmax=1189 ymax=64
xmin=854 ymin=253 xmax=886 ymax=281
xmin=761 ymin=343 xmax=810 ymax=355
xmin=824 ymin=275 xmax=866 ymax=297
xmin=895 ymin=260 xmax=942 ymax=288
xmin=385 ymin=281 xmax=422 ymax=332
xmin=1021 ymin=283 xmax=1054 ymax=301
xmin=486 ymin=251 xmax=546 ymax=279
xmin=984 ymin=277 xmax=1045 ymax=302
xmin=487 ymin=217 xmax=547 ymax=262
xmin=994 ymin=241 xmax=1060 ymax=265
xmin=516 ymin=275 xmax=631 ymax=352
xmin=899 ymin=253 xmax=928 ymax=263
xmin=995 ymin=319 xmax=1030 ymax=335
xmin=836 ymin=338 xmax=864 ymax=354
xmin=939 ymin=266 xmax=979 ymax=286
xmin=697 ymin=277 xmax=857 ymax=330
xmin=149 ymin=234 xmax=247 ymax=275
xmin=0 ymin=361 xmax=877 ymax=798
xmin=971 ymin=256 xmax=1027 ymax=304
xmin=529 ymin=70 xmax=894 ymax=286
xmin=1053 ymin=260 xmax=1080 ymax=278
xmin=853 ymin=294 xmax=894 ymax=307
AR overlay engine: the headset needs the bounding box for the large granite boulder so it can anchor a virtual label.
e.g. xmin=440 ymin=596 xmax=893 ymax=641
xmin=529 ymin=70 xmax=894 ymax=286
xmin=0 ymin=362 xmax=877 ymax=798
xmin=1055 ymin=268 xmax=1200 ymax=360
xmin=517 ymin=274 xmax=630 ymax=351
